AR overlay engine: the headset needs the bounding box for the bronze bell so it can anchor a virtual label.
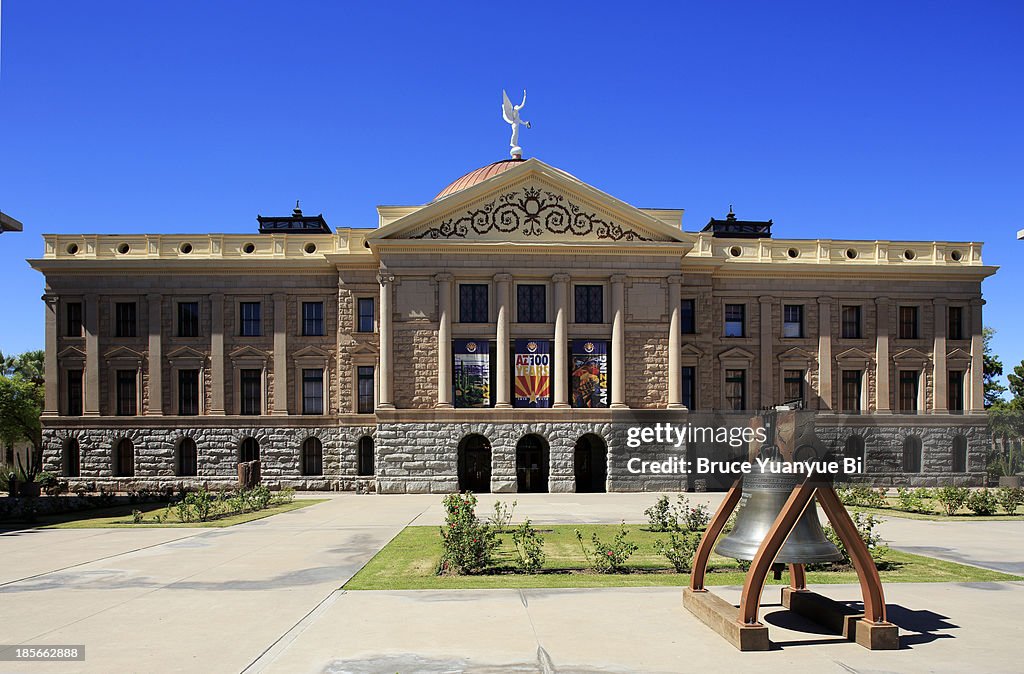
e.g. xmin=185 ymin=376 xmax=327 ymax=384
xmin=715 ymin=468 xmax=843 ymax=564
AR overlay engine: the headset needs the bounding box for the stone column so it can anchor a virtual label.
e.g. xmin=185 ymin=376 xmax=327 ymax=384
xmin=969 ymin=298 xmax=985 ymax=414
xmin=435 ymin=273 xmax=453 ymax=408
xmin=552 ymin=273 xmax=570 ymax=408
xmin=42 ymin=294 xmax=59 ymax=416
xmin=209 ymin=293 xmax=226 ymax=415
xmin=666 ymin=276 xmax=684 ymax=408
xmin=817 ymin=297 xmax=833 ymax=411
xmin=874 ymin=297 xmax=891 ymax=413
xmin=759 ymin=296 xmax=774 ymax=409
xmin=377 ymin=272 xmax=395 ymax=409
xmin=84 ymin=294 xmax=100 ymax=417
xmin=610 ymin=274 xmax=627 ymax=408
xmin=932 ymin=298 xmax=948 ymax=413
xmin=147 ymin=293 xmax=163 ymax=415
xmin=272 ymin=293 xmax=288 ymax=415
xmin=494 ymin=273 xmax=512 ymax=408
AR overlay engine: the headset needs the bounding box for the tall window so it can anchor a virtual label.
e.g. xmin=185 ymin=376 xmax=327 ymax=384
xmin=725 ymin=369 xmax=746 ymax=410
xmin=841 ymin=370 xmax=863 ymax=413
xmin=357 ymin=297 xmax=375 ymax=332
xmin=899 ymin=370 xmax=919 ymax=412
xmin=574 ymin=285 xmax=603 ymax=324
xmin=240 ymin=369 xmax=262 ymax=415
xmin=302 ymin=368 xmax=324 ymax=415
xmin=66 ymin=302 xmax=83 ymax=337
xmin=841 ymin=305 xmax=862 ymax=339
xmin=116 ymin=370 xmax=137 ymax=416
xmin=948 ymin=306 xmax=964 ymax=340
xmin=240 ymin=437 xmax=260 ymax=463
xmin=948 ymin=370 xmax=965 ymax=412
xmin=357 ymin=366 xmax=375 ymax=414
xmin=459 ymin=284 xmax=489 ymax=323
xmin=783 ymin=369 xmax=804 ymax=404
xmin=177 ymin=438 xmax=198 ymax=477
xmin=517 ymin=284 xmax=546 ymax=323
xmin=177 ymin=302 xmax=199 ymax=337
xmin=902 ymin=435 xmax=922 ymax=473
xmin=682 ymin=366 xmax=697 ymax=410
xmin=115 ymin=302 xmax=137 ymax=337
xmin=898 ymin=306 xmax=919 ymax=339
xmin=66 ymin=369 xmax=83 ymax=416
xmin=844 ymin=435 xmax=865 ymax=467
xmin=178 ymin=369 xmax=200 ymax=416
xmin=783 ymin=305 xmax=804 ymax=338
xmin=303 ymin=301 xmax=324 ymax=336
xmin=952 ymin=435 xmax=968 ymax=473
xmin=357 ymin=436 xmax=374 ymax=476
xmin=724 ymin=304 xmax=745 ymax=337
xmin=64 ymin=438 xmax=80 ymax=478
xmin=680 ymin=299 xmax=696 ymax=334
xmin=240 ymin=302 xmax=262 ymax=336
xmin=114 ymin=438 xmax=135 ymax=477
xmin=301 ymin=437 xmax=323 ymax=476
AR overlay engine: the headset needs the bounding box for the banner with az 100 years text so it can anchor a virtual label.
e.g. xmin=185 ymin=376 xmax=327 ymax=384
xmin=514 ymin=339 xmax=550 ymax=408
xmin=454 ymin=339 xmax=490 ymax=408
xmin=571 ymin=340 xmax=608 ymax=408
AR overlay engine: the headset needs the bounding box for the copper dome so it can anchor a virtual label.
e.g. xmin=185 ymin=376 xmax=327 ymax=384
xmin=433 ymin=158 xmax=524 ymax=200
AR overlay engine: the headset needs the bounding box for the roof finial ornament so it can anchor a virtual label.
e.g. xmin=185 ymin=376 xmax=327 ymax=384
xmin=727 ymin=204 xmax=736 ymax=221
xmin=502 ymin=89 xmax=531 ymax=159
xmin=293 ymin=200 xmax=302 ymax=216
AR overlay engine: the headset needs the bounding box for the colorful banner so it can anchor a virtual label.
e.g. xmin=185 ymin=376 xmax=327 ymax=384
xmin=454 ymin=339 xmax=490 ymax=408
xmin=571 ymin=340 xmax=608 ymax=408
xmin=514 ymin=340 xmax=551 ymax=408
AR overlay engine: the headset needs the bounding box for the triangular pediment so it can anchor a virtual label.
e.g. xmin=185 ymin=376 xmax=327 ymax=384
xmin=835 ymin=347 xmax=873 ymax=362
xmin=104 ymin=346 xmax=145 ymax=361
xmin=893 ymin=347 xmax=930 ymax=362
xmin=293 ymin=345 xmax=332 ymax=359
xmin=718 ymin=347 xmax=756 ymax=361
xmin=369 ymin=158 xmax=694 ymax=246
xmin=167 ymin=346 xmax=207 ymax=361
xmin=228 ymin=345 xmax=270 ymax=360
xmin=777 ymin=346 xmax=815 ymax=362
xmin=680 ymin=343 xmax=704 ymax=358
xmin=58 ymin=345 xmax=86 ymax=359
xmin=351 ymin=341 xmax=380 ymax=356
xmin=947 ymin=347 xmax=972 ymax=362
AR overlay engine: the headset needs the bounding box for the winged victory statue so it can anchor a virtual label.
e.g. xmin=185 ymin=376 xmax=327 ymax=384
xmin=502 ymin=89 xmax=531 ymax=158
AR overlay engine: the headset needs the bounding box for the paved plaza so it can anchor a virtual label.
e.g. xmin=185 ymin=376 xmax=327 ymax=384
xmin=1 ymin=494 xmax=1023 ymax=673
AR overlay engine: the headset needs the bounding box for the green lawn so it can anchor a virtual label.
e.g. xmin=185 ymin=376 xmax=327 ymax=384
xmin=31 ymin=498 xmax=326 ymax=529
xmin=343 ymin=524 xmax=1022 ymax=590
xmin=851 ymin=498 xmax=1024 ymax=521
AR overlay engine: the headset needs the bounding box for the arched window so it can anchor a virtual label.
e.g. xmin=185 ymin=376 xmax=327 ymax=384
xmin=302 ymin=437 xmax=323 ymax=476
xmin=240 ymin=437 xmax=260 ymax=463
xmin=902 ymin=435 xmax=922 ymax=473
xmin=357 ymin=436 xmax=374 ymax=476
xmin=177 ymin=438 xmax=198 ymax=477
xmin=63 ymin=438 xmax=81 ymax=478
xmin=952 ymin=435 xmax=968 ymax=473
xmin=114 ymin=438 xmax=134 ymax=477
xmin=844 ymin=435 xmax=865 ymax=468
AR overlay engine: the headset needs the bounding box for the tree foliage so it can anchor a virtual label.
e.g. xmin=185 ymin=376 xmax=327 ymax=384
xmin=0 ymin=350 xmax=45 ymax=469
xmin=983 ymin=327 xmax=1007 ymax=408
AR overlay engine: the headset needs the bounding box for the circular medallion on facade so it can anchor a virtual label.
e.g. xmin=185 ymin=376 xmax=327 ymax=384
xmin=584 ymin=341 xmax=595 ymax=353
xmin=527 ymin=341 xmax=538 ymax=352
xmin=466 ymin=342 xmax=478 ymax=353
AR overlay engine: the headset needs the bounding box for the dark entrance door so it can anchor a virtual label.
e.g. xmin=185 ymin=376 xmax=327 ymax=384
xmin=574 ymin=434 xmax=607 ymax=492
xmin=458 ymin=435 xmax=491 ymax=493
xmin=516 ymin=435 xmax=549 ymax=493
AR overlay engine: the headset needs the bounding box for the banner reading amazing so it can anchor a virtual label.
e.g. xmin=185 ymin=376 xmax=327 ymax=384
xmin=454 ymin=339 xmax=490 ymax=408
xmin=571 ymin=340 xmax=608 ymax=408
xmin=514 ymin=340 xmax=551 ymax=408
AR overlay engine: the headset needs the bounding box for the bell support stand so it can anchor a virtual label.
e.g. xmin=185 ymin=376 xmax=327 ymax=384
xmin=683 ymin=474 xmax=899 ymax=651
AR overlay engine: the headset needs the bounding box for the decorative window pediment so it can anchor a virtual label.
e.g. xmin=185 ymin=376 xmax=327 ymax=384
xmin=104 ymin=346 xmax=145 ymax=366
xmin=777 ymin=346 xmax=815 ymax=363
xmin=167 ymin=346 xmax=208 ymax=367
xmin=229 ymin=345 xmax=270 ymax=368
xmin=892 ymin=347 xmax=930 ymax=366
xmin=718 ymin=346 xmax=755 ymax=362
xmin=58 ymin=345 xmax=87 ymax=361
xmin=835 ymin=347 xmax=874 ymax=367
xmin=946 ymin=347 xmax=972 ymax=364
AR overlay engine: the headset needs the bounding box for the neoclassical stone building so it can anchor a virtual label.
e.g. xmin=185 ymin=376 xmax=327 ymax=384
xmin=30 ymin=158 xmax=996 ymax=491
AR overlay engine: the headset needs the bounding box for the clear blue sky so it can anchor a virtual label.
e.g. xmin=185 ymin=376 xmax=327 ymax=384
xmin=1 ymin=2 xmax=1022 ymax=386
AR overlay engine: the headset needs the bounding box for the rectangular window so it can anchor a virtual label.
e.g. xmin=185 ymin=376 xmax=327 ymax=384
xmin=680 ymin=299 xmax=696 ymax=334
xmin=303 ymin=301 xmax=325 ymax=336
xmin=898 ymin=306 xmax=919 ymax=339
xmin=357 ymin=365 xmax=375 ymax=414
xmin=66 ymin=302 xmax=83 ymax=337
xmin=948 ymin=306 xmax=964 ymax=341
xmin=517 ymin=284 xmax=546 ymax=323
xmin=783 ymin=369 xmax=804 ymax=404
xmin=724 ymin=304 xmax=745 ymax=338
xmin=357 ymin=297 xmax=375 ymax=333
xmin=725 ymin=369 xmax=746 ymax=410
xmin=178 ymin=369 xmax=200 ymax=416
xmin=783 ymin=305 xmax=804 ymax=338
xmin=682 ymin=366 xmax=697 ymax=410
xmin=841 ymin=370 xmax=863 ymax=413
xmin=574 ymin=285 xmax=604 ymax=324
xmin=177 ymin=301 xmax=199 ymax=337
xmin=302 ymin=368 xmax=324 ymax=415
xmin=66 ymin=369 xmax=83 ymax=416
xmin=116 ymin=369 xmax=137 ymax=416
xmin=841 ymin=305 xmax=862 ymax=339
xmin=115 ymin=302 xmax=137 ymax=337
xmin=240 ymin=369 xmax=262 ymax=415
xmin=899 ymin=370 xmax=919 ymax=412
xmin=240 ymin=302 xmax=262 ymax=336
xmin=459 ymin=284 xmax=489 ymax=323
xmin=948 ymin=370 xmax=965 ymax=412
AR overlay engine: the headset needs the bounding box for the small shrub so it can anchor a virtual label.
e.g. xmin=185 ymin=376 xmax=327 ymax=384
xmin=966 ymin=488 xmax=998 ymax=516
xmin=935 ymin=486 xmax=969 ymax=515
xmin=132 ymin=509 xmax=144 ymax=524
xmin=812 ymin=512 xmax=889 ymax=570
xmin=644 ymin=495 xmax=673 ymax=531
xmin=175 ymin=498 xmax=194 ymax=523
xmin=654 ymin=531 xmax=701 ymax=573
xmin=997 ymin=486 xmax=1024 ymax=515
xmin=836 ymin=485 xmax=886 ymax=508
xmin=896 ymin=487 xmax=926 ymax=513
xmin=438 ymin=492 xmax=497 ymax=575
xmin=644 ymin=494 xmax=709 ymax=532
xmin=187 ymin=488 xmax=216 ymax=522
xmin=273 ymin=487 xmax=296 ymax=505
xmin=250 ymin=485 xmax=272 ymax=511
xmin=683 ymin=503 xmax=711 ymax=531
xmin=510 ymin=519 xmax=545 ymax=573
xmin=488 ymin=500 xmax=517 ymax=533
xmin=575 ymin=522 xmax=638 ymax=573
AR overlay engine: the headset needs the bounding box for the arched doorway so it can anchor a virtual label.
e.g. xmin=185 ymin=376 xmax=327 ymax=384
xmin=114 ymin=438 xmax=134 ymax=477
xmin=302 ymin=437 xmax=323 ymax=476
xmin=64 ymin=438 xmax=81 ymax=478
xmin=952 ymin=435 xmax=968 ymax=473
xmin=457 ymin=434 xmax=491 ymax=493
xmin=177 ymin=438 xmax=198 ymax=477
xmin=516 ymin=434 xmax=549 ymax=493
xmin=357 ymin=436 xmax=374 ymax=476
xmin=240 ymin=437 xmax=260 ymax=463
xmin=574 ymin=434 xmax=607 ymax=493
